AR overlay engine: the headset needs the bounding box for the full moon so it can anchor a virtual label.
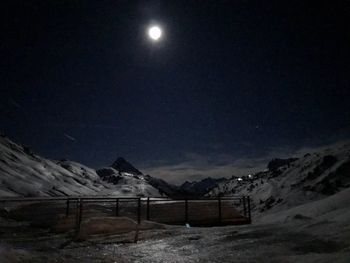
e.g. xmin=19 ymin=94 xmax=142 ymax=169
xmin=148 ymin=26 xmax=162 ymax=41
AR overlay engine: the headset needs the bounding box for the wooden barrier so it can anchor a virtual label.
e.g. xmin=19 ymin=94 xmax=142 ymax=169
xmin=0 ymin=196 xmax=252 ymax=230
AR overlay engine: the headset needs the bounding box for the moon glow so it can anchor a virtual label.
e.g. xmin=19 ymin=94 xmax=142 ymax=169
xmin=148 ymin=26 xmax=162 ymax=41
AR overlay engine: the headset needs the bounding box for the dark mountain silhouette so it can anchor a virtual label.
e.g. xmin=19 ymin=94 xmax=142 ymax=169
xmin=111 ymin=157 xmax=143 ymax=175
xmin=180 ymin=177 xmax=227 ymax=196
xmin=267 ymin=158 xmax=299 ymax=172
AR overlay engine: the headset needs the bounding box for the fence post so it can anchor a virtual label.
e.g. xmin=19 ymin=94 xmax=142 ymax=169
xmin=247 ymin=196 xmax=251 ymax=223
xmin=185 ymin=198 xmax=188 ymax=223
xmin=115 ymin=198 xmax=119 ymax=217
xmin=79 ymin=199 xmax=83 ymax=225
xmin=66 ymin=198 xmax=70 ymax=217
xmin=137 ymin=198 xmax=141 ymax=224
xmin=75 ymin=199 xmax=78 ymax=228
xmin=218 ymin=195 xmax=222 ymax=223
xmin=146 ymin=197 xmax=150 ymax=220
xmin=243 ymin=196 xmax=247 ymax=218
xmin=75 ymin=198 xmax=82 ymax=232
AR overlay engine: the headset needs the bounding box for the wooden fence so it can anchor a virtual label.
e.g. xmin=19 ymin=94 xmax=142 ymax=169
xmin=0 ymin=196 xmax=251 ymax=229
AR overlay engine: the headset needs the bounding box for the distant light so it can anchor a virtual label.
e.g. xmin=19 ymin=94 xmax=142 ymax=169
xmin=237 ymin=178 xmax=243 ymax=181
xmin=148 ymin=26 xmax=162 ymax=41
xmin=248 ymin=174 xmax=252 ymax=178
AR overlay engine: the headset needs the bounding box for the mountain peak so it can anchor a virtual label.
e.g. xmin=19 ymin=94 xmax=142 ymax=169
xmin=111 ymin=157 xmax=143 ymax=175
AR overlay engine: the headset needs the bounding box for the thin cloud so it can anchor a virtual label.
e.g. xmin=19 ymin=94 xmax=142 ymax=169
xmin=142 ymin=153 xmax=267 ymax=185
xmin=141 ymin=140 xmax=350 ymax=185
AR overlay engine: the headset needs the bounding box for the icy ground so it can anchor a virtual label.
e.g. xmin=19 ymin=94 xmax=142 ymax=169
xmin=1 ymin=216 xmax=350 ymax=263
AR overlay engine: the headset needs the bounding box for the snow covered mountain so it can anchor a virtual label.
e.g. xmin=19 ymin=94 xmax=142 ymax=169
xmin=95 ymin=166 xmax=167 ymax=196
xmin=97 ymin=162 xmax=187 ymax=197
xmin=2 ymin=130 xmax=349 ymax=221
xmin=207 ymin=142 xmax=350 ymax=219
xmin=0 ymin=135 xmax=162 ymax=197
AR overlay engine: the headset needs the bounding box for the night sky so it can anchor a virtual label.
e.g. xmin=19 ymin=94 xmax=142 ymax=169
xmin=1 ymin=1 xmax=350 ymax=181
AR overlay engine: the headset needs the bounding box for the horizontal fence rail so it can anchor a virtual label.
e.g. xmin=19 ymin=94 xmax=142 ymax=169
xmin=0 ymin=196 xmax=252 ymax=230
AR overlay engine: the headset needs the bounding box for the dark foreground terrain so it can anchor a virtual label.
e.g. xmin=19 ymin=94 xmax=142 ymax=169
xmin=1 ymin=215 xmax=350 ymax=263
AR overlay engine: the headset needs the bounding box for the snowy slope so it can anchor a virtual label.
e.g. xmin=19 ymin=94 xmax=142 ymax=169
xmin=96 ymin=157 xmax=186 ymax=197
xmin=0 ymin=135 xmax=161 ymax=197
xmin=96 ymin=167 xmax=160 ymax=196
xmin=259 ymin=186 xmax=350 ymax=223
xmin=208 ymin=142 xmax=350 ymax=218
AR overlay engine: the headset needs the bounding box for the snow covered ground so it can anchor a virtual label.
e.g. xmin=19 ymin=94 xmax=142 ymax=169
xmin=0 ymin=215 xmax=349 ymax=262
xmin=1 ymin=135 xmax=350 ymax=262
xmin=1 ymin=186 xmax=350 ymax=262
xmin=208 ymin=142 xmax=350 ymax=220
xmin=0 ymin=135 xmax=161 ymax=197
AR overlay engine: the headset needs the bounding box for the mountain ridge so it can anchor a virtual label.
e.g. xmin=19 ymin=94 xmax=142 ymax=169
xmin=111 ymin=157 xmax=143 ymax=175
xmin=1 ymin=132 xmax=349 ymax=221
xmin=0 ymin=135 xmax=165 ymax=197
xmin=207 ymin=143 xmax=350 ymax=219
